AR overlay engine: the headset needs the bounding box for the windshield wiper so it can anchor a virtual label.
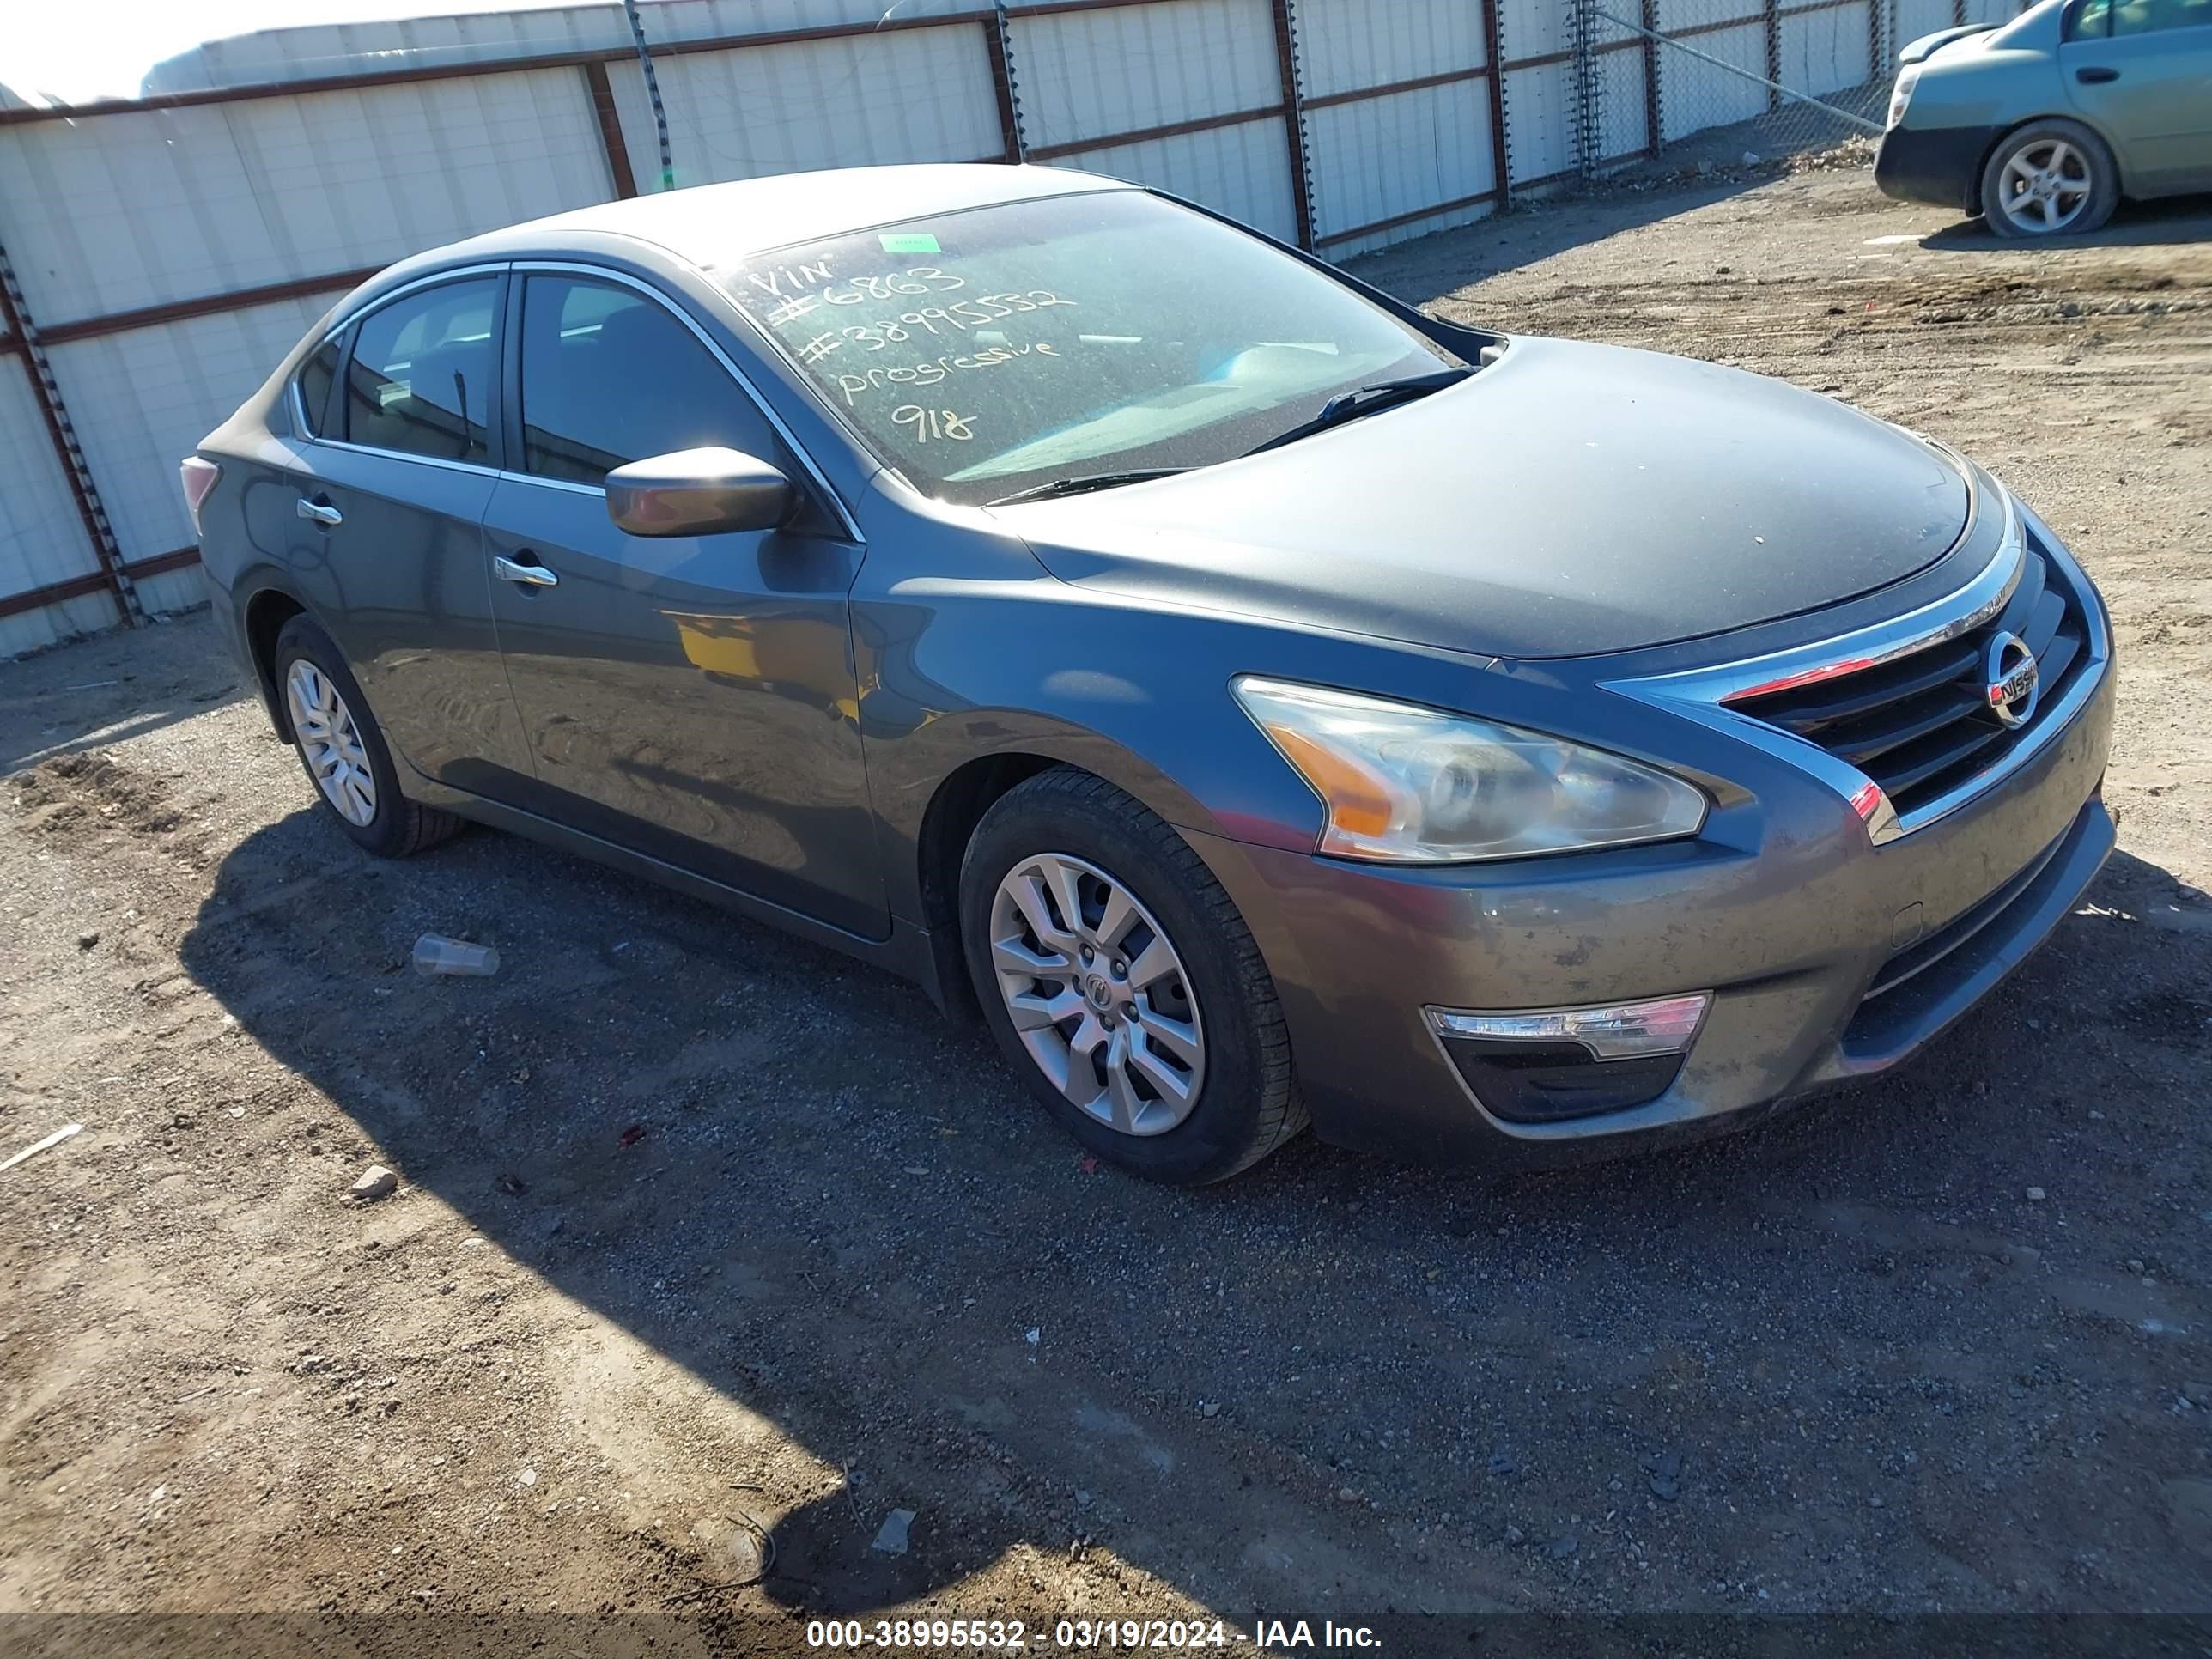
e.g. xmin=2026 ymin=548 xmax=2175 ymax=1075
xmin=985 ymin=469 xmax=1188 ymax=507
xmin=1240 ymin=367 xmax=1473 ymax=458
xmin=981 ymin=367 xmax=1473 ymax=501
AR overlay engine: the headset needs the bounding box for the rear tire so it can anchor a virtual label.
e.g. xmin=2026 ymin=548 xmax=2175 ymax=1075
xmin=1980 ymin=119 xmax=2118 ymax=239
xmin=960 ymin=769 xmax=1306 ymax=1184
xmin=273 ymin=615 xmax=462 ymax=859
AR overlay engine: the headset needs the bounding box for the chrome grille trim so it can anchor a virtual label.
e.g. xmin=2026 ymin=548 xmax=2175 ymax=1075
xmin=1617 ymin=476 xmax=2022 ymax=711
xmin=1602 ymin=484 xmax=2111 ymax=848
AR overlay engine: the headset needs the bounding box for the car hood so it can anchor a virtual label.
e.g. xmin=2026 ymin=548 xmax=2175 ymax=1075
xmin=1899 ymin=23 xmax=1997 ymax=64
xmin=994 ymin=337 xmax=1969 ymax=660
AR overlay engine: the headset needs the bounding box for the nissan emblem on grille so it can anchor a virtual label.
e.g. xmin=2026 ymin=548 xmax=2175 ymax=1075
xmin=1984 ymin=631 xmax=2040 ymax=729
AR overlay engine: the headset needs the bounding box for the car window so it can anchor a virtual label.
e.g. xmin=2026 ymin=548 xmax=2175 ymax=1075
xmin=2108 ymin=0 xmax=2210 ymax=32
xmin=519 ymin=274 xmax=782 ymax=487
xmin=720 ymin=190 xmax=1460 ymax=507
xmin=2068 ymin=0 xmax=2113 ymax=36
xmin=343 ymin=277 xmax=499 ymax=465
xmin=297 ymin=336 xmax=340 ymax=436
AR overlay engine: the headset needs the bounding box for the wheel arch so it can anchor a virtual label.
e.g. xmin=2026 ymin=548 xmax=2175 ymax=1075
xmin=242 ymin=583 xmax=312 ymax=740
xmin=905 ymin=725 xmax=1231 ymax=929
xmin=896 ymin=706 xmax=1308 ymax=1012
xmin=850 ymin=587 xmax=1409 ymax=1003
xmin=915 ymin=752 xmax=1066 ymax=939
xmin=911 ymin=751 xmax=1071 ymax=1017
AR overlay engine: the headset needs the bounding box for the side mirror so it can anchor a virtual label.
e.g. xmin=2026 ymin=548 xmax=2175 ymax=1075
xmin=605 ymin=447 xmax=794 ymax=538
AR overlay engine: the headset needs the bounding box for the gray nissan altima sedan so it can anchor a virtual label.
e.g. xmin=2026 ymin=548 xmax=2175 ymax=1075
xmin=184 ymin=164 xmax=2115 ymax=1183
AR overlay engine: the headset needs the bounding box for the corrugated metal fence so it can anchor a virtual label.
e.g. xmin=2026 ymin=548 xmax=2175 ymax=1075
xmin=0 ymin=0 xmax=2030 ymax=655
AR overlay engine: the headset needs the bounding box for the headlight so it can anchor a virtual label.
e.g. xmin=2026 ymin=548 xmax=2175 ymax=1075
xmin=1232 ymin=677 xmax=1708 ymax=864
xmin=1887 ymin=68 xmax=1919 ymax=128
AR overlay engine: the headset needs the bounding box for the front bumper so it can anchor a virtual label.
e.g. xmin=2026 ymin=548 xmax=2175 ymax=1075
xmin=1875 ymin=123 xmax=1995 ymax=213
xmin=1189 ymin=561 xmax=2117 ymax=1170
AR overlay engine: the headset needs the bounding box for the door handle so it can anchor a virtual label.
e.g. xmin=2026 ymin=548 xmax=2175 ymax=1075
xmin=2075 ymin=65 xmax=2119 ymax=83
xmin=295 ymin=496 xmax=343 ymax=526
xmin=492 ymin=553 xmax=559 ymax=589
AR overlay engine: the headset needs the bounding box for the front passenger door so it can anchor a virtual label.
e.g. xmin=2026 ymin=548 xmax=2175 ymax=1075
xmin=483 ymin=269 xmax=885 ymax=938
xmin=2062 ymin=0 xmax=2212 ymax=191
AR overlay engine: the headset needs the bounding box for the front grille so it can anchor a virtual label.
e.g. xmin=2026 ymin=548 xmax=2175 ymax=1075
xmin=1726 ymin=532 xmax=2092 ymax=821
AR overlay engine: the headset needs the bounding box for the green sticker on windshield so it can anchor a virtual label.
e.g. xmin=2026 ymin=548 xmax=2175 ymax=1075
xmin=878 ymin=232 xmax=942 ymax=254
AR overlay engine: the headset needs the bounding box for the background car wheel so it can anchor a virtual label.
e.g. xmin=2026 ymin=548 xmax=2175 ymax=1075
xmin=273 ymin=614 xmax=462 ymax=858
xmin=960 ymin=768 xmax=1306 ymax=1184
xmin=1980 ymin=119 xmax=2118 ymax=239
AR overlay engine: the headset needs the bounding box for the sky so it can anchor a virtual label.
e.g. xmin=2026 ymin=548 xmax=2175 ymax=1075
xmin=1 ymin=0 xmax=584 ymax=102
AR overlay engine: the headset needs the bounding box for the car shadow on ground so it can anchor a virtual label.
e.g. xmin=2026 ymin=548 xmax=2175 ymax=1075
xmin=176 ymin=800 xmax=2212 ymax=1617
xmin=1919 ymin=193 xmax=2212 ymax=252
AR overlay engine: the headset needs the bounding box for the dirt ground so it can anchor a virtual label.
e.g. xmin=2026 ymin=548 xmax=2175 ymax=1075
xmin=3 ymin=170 xmax=2210 ymax=1650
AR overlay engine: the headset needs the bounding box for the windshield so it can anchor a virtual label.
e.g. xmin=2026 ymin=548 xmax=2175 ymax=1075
xmin=720 ymin=190 xmax=1458 ymax=507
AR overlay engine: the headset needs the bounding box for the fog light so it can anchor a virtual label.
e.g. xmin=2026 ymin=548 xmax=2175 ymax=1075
xmin=1425 ymin=994 xmax=1711 ymax=1123
xmin=1427 ymin=994 xmax=1710 ymax=1055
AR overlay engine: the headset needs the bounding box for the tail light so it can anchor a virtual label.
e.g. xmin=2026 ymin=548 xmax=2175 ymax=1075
xmin=179 ymin=456 xmax=222 ymax=538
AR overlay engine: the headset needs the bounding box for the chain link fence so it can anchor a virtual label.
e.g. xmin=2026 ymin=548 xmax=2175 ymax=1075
xmin=1564 ymin=0 xmax=2035 ymax=185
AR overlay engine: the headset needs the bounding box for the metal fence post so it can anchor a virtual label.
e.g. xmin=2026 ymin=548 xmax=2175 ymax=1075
xmin=987 ymin=4 xmax=1026 ymax=164
xmin=1641 ymin=0 xmax=1662 ymax=157
xmin=1765 ymin=0 xmax=1784 ymax=113
xmin=0 ymin=239 xmax=141 ymax=628
xmin=1482 ymin=0 xmax=1510 ymax=210
xmin=1571 ymin=0 xmax=1600 ymax=181
xmin=582 ymin=61 xmax=638 ymax=198
xmin=1270 ymin=0 xmax=1318 ymax=251
xmin=619 ymin=0 xmax=675 ymax=192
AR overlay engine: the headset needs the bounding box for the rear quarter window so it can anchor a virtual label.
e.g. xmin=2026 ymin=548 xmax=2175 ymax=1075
xmin=297 ymin=337 xmax=340 ymax=435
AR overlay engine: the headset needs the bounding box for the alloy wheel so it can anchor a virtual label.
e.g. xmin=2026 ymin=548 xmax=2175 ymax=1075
xmin=285 ymin=659 xmax=378 ymax=827
xmin=988 ymin=852 xmax=1206 ymax=1136
xmin=1998 ymin=138 xmax=2092 ymax=234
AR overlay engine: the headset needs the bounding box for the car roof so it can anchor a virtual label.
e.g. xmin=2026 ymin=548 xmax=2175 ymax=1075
xmin=436 ymin=163 xmax=1133 ymax=271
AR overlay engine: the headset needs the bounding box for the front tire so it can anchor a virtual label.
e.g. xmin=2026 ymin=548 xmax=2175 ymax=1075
xmin=273 ymin=615 xmax=461 ymax=858
xmin=1980 ymin=119 xmax=2118 ymax=239
xmin=960 ymin=769 xmax=1306 ymax=1184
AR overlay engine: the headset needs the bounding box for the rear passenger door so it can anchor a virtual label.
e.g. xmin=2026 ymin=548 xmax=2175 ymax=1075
xmin=290 ymin=270 xmax=537 ymax=798
xmin=481 ymin=267 xmax=883 ymax=937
